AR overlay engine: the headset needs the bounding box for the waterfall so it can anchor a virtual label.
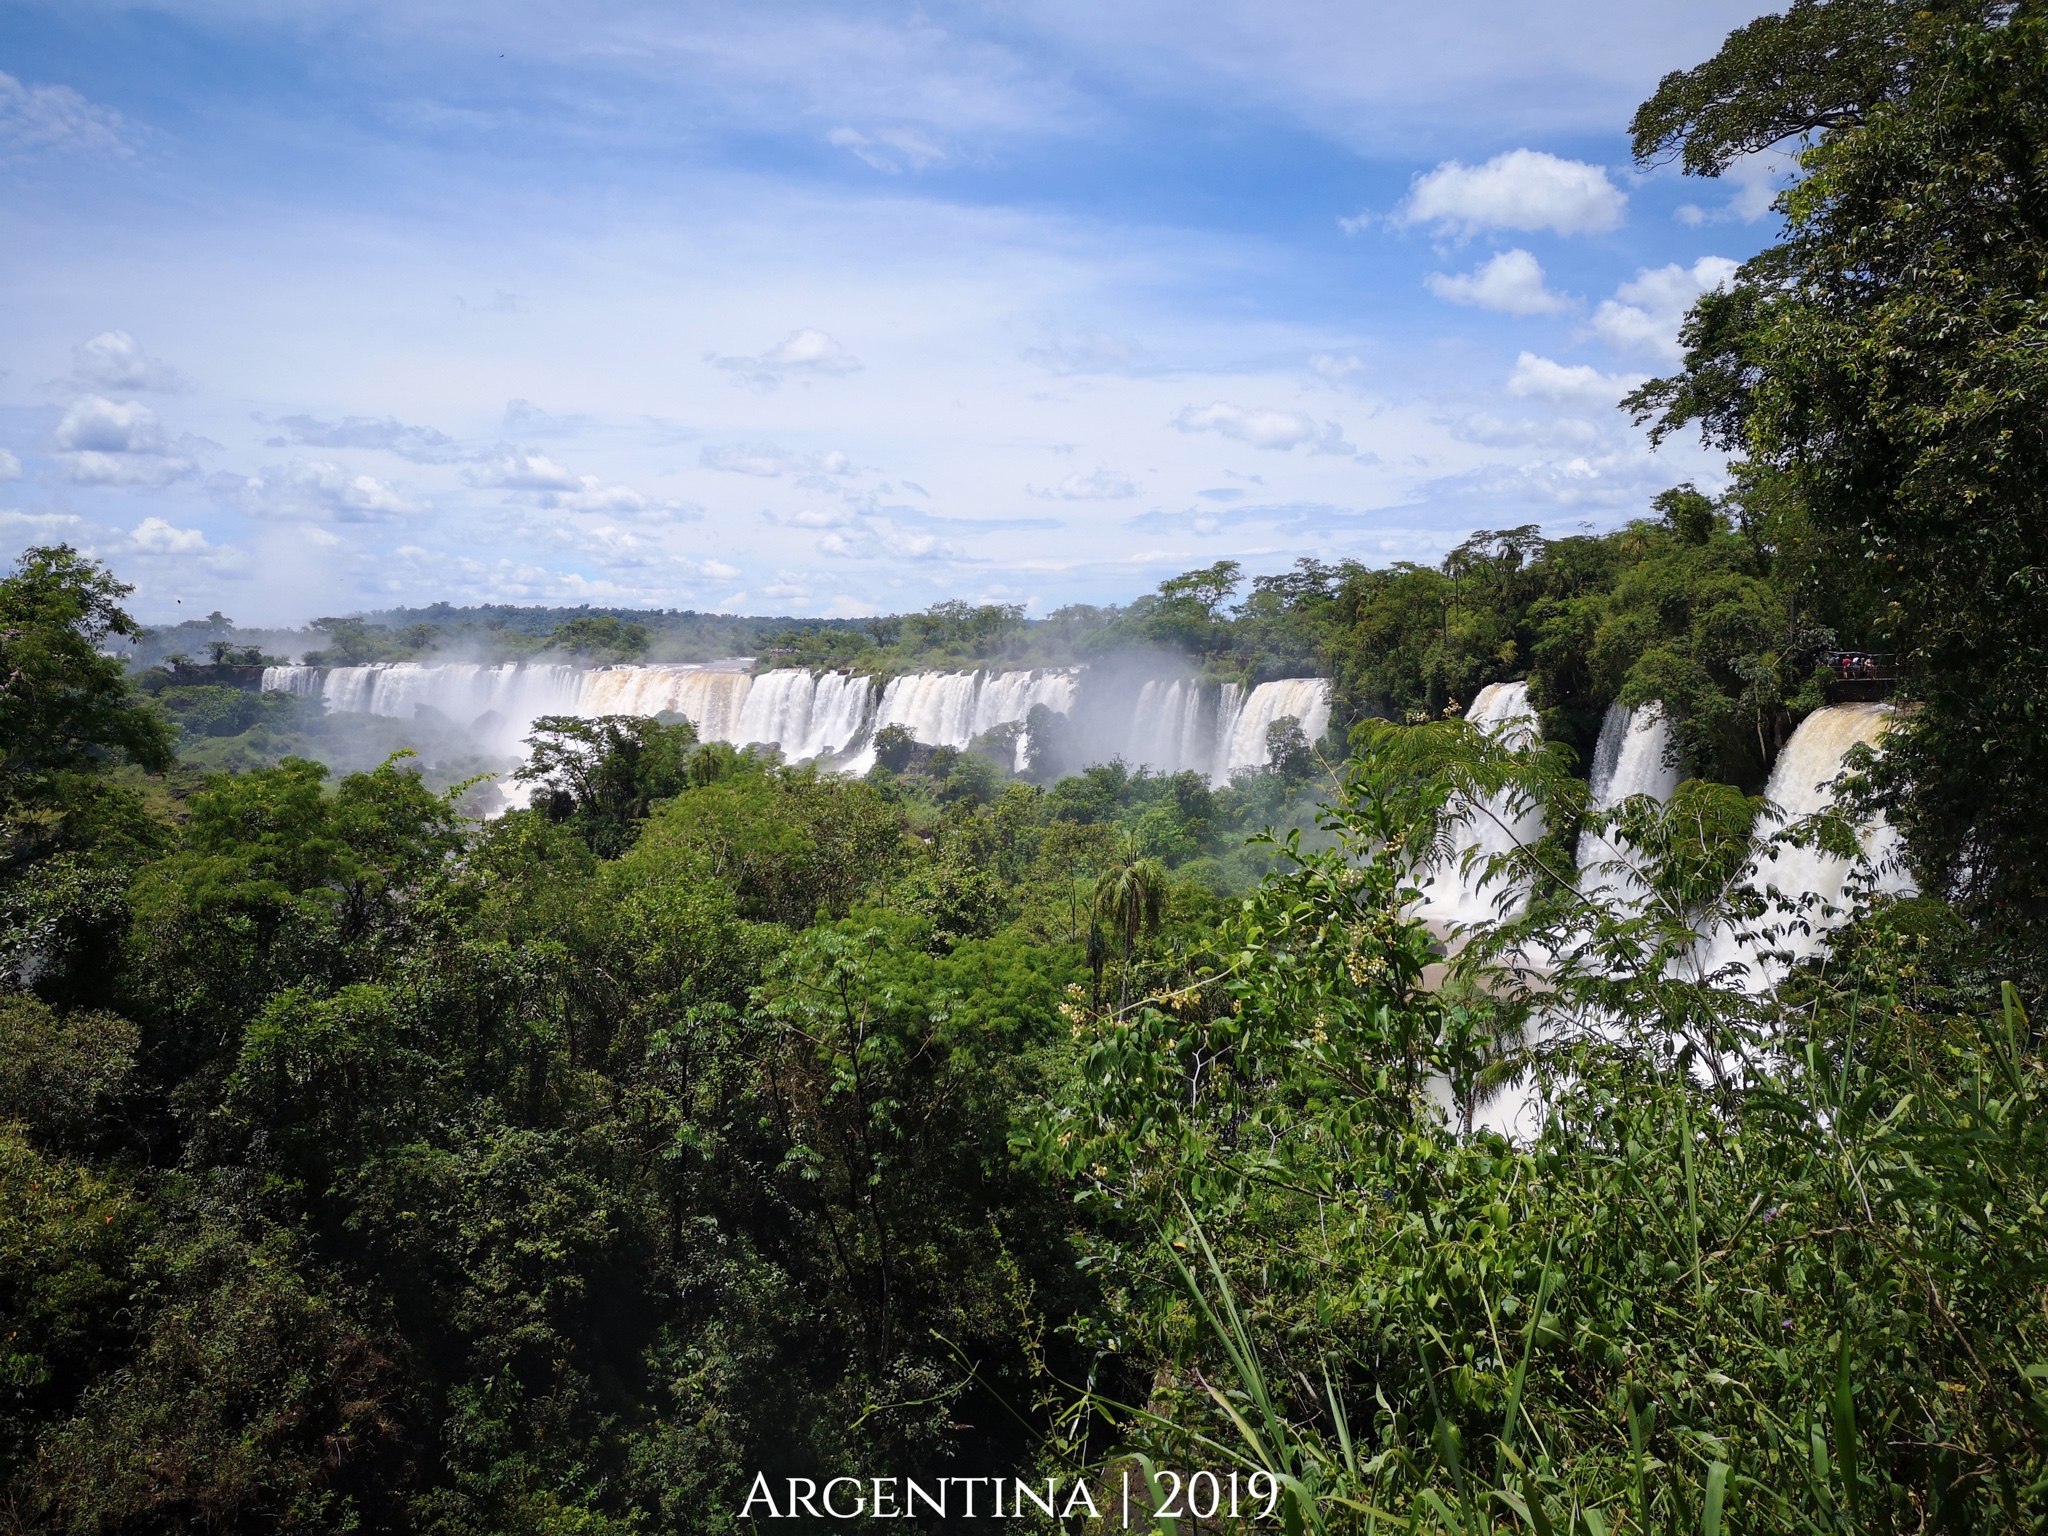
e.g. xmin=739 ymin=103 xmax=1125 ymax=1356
xmin=265 ymin=660 xmax=755 ymax=757
xmin=1121 ymin=679 xmax=1217 ymax=779
xmin=1125 ymin=680 xmax=1192 ymax=775
xmin=1413 ymin=681 xmax=1545 ymax=930
xmin=261 ymin=664 xmax=324 ymax=698
xmin=580 ymin=663 xmax=754 ymax=741
xmin=731 ymin=670 xmax=874 ymax=760
xmin=261 ymin=660 xmax=1328 ymax=782
xmin=306 ymin=662 xmax=592 ymax=753
xmin=1575 ymin=703 xmax=1682 ymax=907
xmin=1210 ymin=683 xmax=1245 ymax=781
xmin=1218 ymin=678 xmax=1333 ymax=782
xmin=1113 ymin=676 xmax=1331 ymax=786
xmin=973 ymin=669 xmax=1081 ymax=749
xmin=1694 ymin=703 xmax=1914 ymax=988
xmin=838 ymin=668 xmax=1080 ymax=773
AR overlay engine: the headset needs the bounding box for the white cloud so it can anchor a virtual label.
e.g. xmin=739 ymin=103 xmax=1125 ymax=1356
xmin=1506 ymin=351 xmax=1641 ymax=405
xmin=0 ymin=71 xmax=129 ymax=159
xmin=0 ymin=448 xmax=19 ymax=482
xmin=1675 ymin=150 xmax=1792 ymax=226
xmin=700 ymin=444 xmax=854 ymax=477
xmin=68 ymin=331 xmax=191 ymax=392
xmin=502 ymin=399 xmax=586 ymax=437
xmin=465 ymin=447 xmax=692 ymax=518
xmin=787 ymin=507 xmax=859 ymax=528
xmin=1056 ymin=466 xmax=1136 ymax=500
xmin=1399 ymin=149 xmax=1625 ymax=237
xmin=826 ymin=125 xmax=946 ymax=172
xmin=539 ymin=481 xmax=665 ymax=516
xmin=1424 ymin=248 xmax=1571 ymax=315
xmin=817 ymin=518 xmax=955 ymax=561
xmin=128 ymin=517 xmax=212 ymax=555
xmin=822 ymin=595 xmax=883 ymax=618
xmin=1450 ymin=412 xmax=1599 ymax=448
xmin=1172 ymin=402 xmax=1354 ymax=454
xmin=1589 ymin=256 xmax=1739 ymax=360
xmin=702 ymin=560 xmax=742 ymax=581
xmin=57 ymin=452 xmax=198 ymax=487
xmin=702 ymin=446 xmax=789 ymax=477
xmin=55 ymin=396 xmax=166 ymax=454
xmin=1309 ymin=353 xmax=1366 ymax=385
xmin=223 ymin=459 xmax=413 ymax=522
xmin=712 ymin=328 xmax=862 ymax=387
xmin=463 ymin=448 xmax=582 ymax=491
xmin=0 ymin=510 xmax=82 ymax=537
xmin=53 ymin=396 xmax=198 ymax=485
xmin=762 ymin=580 xmax=812 ymax=599
xmin=265 ymin=412 xmax=458 ymax=462
xmin=527 ymin=519 xmax=672 ymax=565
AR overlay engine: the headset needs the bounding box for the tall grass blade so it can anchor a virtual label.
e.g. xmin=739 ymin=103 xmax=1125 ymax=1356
xmin=1700 ymin=1461 xmax=1729 ymax=1536
xmin=1499 ymin=1245 xmax=1557 ymax=1471
xmin=1831 ymin=1332 xmax=1860 ymax=1525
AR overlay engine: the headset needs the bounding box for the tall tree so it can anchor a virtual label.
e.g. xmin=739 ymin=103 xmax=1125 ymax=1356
xmin=0 ymin=546 xmax=173 ymax=809
xmin=1627 ymin=0 xmax=2048 ymax=952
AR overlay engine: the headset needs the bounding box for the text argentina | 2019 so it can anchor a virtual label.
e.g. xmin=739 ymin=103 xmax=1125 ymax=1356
xmin=740 ymin=1468 xmax=1288 ymax=1523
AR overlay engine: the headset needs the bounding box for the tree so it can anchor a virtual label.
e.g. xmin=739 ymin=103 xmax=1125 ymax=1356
xmin=870 ymin=722 xmax=916 ymax=774
xmin=1626 ymin=0 xmax=2048 ymax=951
xmin=548 ymin=614 xmax=651 ymax=661
xmin=515 ymin=714 xmax=699 ymax=857
xmin=0 ymin=547 xmax=174 ymax=807
xmin=622 ymin=766 xmax=905 ymax=926
xmin=1122 ymin=561 xmax=1244 ymax=656
xmin=1091 ymin=846 xmax=1167 ymax=1010
xmin=301 ymin=616 xmax=434 ymax=666
xmin=1155 ymin=560 xmax=1243 ymax=621
xmin=1263 ymin=716 xmax=1312 ymax=781
xmin=895 ymin=600 xmax=1025 ymax=658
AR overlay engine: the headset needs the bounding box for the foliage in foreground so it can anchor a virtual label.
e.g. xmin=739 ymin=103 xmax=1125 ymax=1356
xmin=1048 ymin=723 xmax=2048 ymax=1532
xmin=4 ymin=507 xmax=2048 ymax=1536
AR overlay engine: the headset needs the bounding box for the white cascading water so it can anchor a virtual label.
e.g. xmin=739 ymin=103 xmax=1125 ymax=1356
xmin=1693 ymin=703 xmax=1914 ymax=989
xmin=261 ymin=660 xmax=1332 ymax=783
xmin=1123 ymin=679 xmax=1216 ymax=779
xmin=581 ymin=664 xmax=754 ymax=743
xmin=261 ymin=664 xmax=325 ymax=699
xmin=730 ymin=671 xmax=875 ymax=760
xmin=1117 ymin=676 xmax=1333 ymax=786
xmin=1219 ymin=678 xmax=1334 ymax=783
xmin=1418 ymin=681 xmax=1546 ymax=1136
xmin=264 ymin=661 xmax=758 ymax=757
xmin=264 ymin=661 xmax=1103 ymax=772
xmin=1575 ymin=703 xmax=1683 ymax=908
xmin=1413 ymin=681 xmax=1545 ymax=930
xmin=838 ymin=669 xmax=1080 ymax=773
xmin=317 ymin=662 xmax=589 ymax=753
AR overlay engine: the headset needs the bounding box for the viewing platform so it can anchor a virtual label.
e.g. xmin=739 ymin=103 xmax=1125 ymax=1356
xmin=1822 ymin=652 xmax=1899 ymax=704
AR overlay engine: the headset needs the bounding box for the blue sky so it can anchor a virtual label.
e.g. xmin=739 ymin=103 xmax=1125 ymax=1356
xmin=0 ymin=0 xmax=1782 ymax=625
